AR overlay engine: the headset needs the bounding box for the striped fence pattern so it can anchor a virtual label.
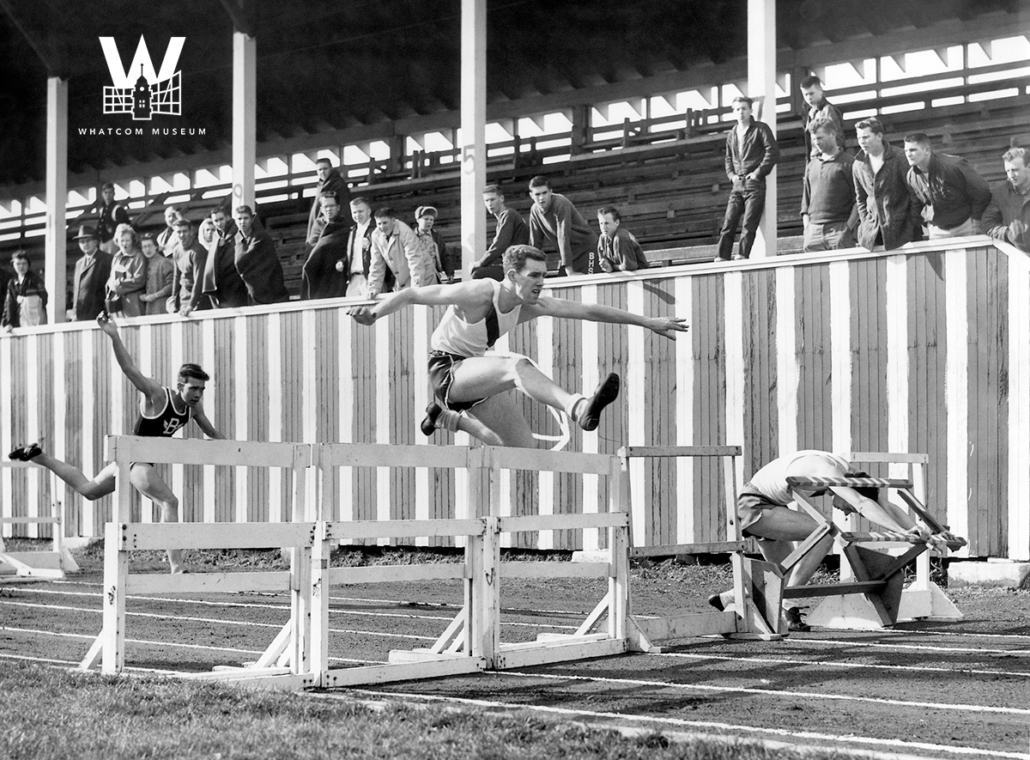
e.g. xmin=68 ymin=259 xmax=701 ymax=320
xmin=1 ymin=237 xmax=1026 ymax=558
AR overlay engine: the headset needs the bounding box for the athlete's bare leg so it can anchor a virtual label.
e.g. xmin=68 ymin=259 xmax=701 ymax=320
xmin=465 ymin=395 xmax=537 ymax=448
xmin=129 ymin=464 xmax=184 ymax=573
xmin=28 ymin=454 xmax=117 ymax=500
xmin=711 ymin=506 xmax=826 ymax=613
xmin=454 ymin=415 xmax=505 ymax=446
xmin=448 ymin=356 xmax=583 ymax=419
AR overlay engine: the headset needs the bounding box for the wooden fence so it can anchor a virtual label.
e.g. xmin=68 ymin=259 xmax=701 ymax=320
xmin=1 ymin=236 xmax=1027 ymax=559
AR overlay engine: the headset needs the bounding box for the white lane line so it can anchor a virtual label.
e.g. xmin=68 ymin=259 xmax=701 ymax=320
xmin=326 ymin=689 xmax=1030 ymax=760
xmin=0 ymin=600 xmax=438 ymax=641
xmin=792 ymin=638 xmax=1030 ymax=657
xmin=34 ymin=584 xmax=1030 ymax=642
xmin=0 ymin=588 xmax=576 ymax=629
xmin=41 ymin=582 xmax=597 ymax=616
xmin=497 ymin=671 xmax=1030 ymax=716
xmin=657 ymin=651 xmax=1030 ymax=679
xmin=0 ymin=626 xmax=380 ymax=665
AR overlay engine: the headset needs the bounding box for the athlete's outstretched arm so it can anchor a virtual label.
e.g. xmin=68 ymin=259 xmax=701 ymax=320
xmin=348 ymin=280 xmax=495 ymax=325
xmin=97 ymin=313 xmax=164 ymax=402
xmin=192 ymin=403 xmax=226 ymax=440
xmin=525 ymin=296 xmax=689 ymax=339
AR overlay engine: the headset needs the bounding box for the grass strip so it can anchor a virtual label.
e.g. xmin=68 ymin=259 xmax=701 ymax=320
xmin=1 ymin=661 xmax=840 ymax=760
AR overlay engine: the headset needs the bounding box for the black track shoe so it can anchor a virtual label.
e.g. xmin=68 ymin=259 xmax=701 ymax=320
xmin=577 ymin=373 xmax=620 ymax=432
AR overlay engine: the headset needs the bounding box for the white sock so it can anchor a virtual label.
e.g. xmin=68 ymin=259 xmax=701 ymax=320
xmin=437 ymin=409 xmax=462 ymax=432
xmin=565 ymin=394 xmax=586 ymax=420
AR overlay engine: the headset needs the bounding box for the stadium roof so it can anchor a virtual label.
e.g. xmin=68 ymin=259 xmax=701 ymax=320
xmin=0 ymin=0 xmax=1023 ymax=187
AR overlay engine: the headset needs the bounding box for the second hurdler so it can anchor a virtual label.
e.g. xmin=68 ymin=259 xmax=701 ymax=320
xmin=349 ymin=244 xmax=688 ymax=446
xmin=9 ymin=313 xmax=224 ymax=573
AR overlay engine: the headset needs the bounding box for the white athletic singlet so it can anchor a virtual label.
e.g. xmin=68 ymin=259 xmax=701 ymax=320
xmin=430 ymin=279 xmax=522 ymax=358
xmin=747 ymin=450 xmax=850 ymax=505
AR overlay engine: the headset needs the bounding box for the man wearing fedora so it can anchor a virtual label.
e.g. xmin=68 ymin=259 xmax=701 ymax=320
xmin=69 ymin=225 xmax=112 ymax=321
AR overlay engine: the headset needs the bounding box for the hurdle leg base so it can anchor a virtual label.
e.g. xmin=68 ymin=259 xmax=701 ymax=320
xmin=806 ymin=593 xmax=896 ymax=630
xmin=897 ymin=583 xmax=963 ymax=622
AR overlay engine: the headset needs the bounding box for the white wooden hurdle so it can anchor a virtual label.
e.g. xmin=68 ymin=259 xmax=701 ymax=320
xmin=617 ymin=446 xmax=783 ymax=650
xmin=315 ymin=444 xmax=631 ymax=687
xmin=78 ymin=437 xmax=318 ymax=688
xmin=0 ymin=461 xmax=78 ymax=581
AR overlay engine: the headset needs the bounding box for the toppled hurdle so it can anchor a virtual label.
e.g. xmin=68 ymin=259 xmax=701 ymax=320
xmin=617 ymin=446 xmax=783 ymax=650
xmin=742 ymin=465 xmax=966 ymax=633
xmin=0 ymin=461 xmax=79 ymax=581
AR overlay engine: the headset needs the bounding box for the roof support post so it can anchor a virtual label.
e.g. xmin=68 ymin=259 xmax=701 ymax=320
xmin=748 ymin=0 xmax=777 ymax=258
xmin=45 ymin=75 xmax=68 ymax=323
xmin=232 ymin=31 xmax=256 ymax=212
xmin=459 ymin=0 xmax=487 ymax=279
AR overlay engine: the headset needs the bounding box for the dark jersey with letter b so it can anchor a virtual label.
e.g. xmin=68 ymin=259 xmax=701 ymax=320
xmin=133 ymin=388 xmax=192 ymax=438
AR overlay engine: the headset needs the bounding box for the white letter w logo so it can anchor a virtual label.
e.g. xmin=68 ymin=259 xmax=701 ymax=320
xmin=99 ymin=36 xmax=185 ymax=88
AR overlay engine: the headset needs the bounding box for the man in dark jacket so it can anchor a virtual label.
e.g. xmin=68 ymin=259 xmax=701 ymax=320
xmin=306 ymin=158 xmax=349 ymax=247
xmin=981 ymin=147 xmax=1030 ymax=254
xmin=69 ymin=225 xmax=112 ymax=321
xmin=233 ymin=206 xmax=290 ymax=305
xmin=905 ymin=132 xmax=991 ymax=240
xmin=202 ymin=208 xmax=249 ymax=309
xmin=94 ymin=182 xmax=131 ymax=254
xmin=2 ymin=251 xmax=48 ymax=330
xmin=853 ymin=119 xmax=919 ymax=250
xmin=301 ymin=192 xmax=352 ymax=299
xmin=716 ymin=96 xmax=779 ymax=261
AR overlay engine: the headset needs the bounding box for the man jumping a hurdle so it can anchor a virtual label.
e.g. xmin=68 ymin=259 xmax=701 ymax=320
xmin=8 ymin=312 xmax=225 ymax=573
xmin=709 ymin=450 xmax=954 ymax=631
xmin=349 ymin=244 xmax=688 ymax=447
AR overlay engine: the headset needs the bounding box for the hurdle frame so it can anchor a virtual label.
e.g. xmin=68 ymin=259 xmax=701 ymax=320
xmin=79 ymin=436 xmax=319 ymax=688
xmin=0 ymin=461 xmax=78 ymax=581
xmin=314 ymin=443 xmax=632 ymax=687
xmin=744 ymin=466 xmax=967 ymax=632
xmin=616 ymin=445 xmax=782 ymax=651
xmin=804 ymin=451 xmax=964 ymax=628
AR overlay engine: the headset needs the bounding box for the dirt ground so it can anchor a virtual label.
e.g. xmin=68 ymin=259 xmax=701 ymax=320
xmin=1 ymin=546 xmax=1028 ymax=759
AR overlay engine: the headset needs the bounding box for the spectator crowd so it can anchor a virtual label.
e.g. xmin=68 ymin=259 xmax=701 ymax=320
xmin=1 ymin=75 xmax=1026 ymax=330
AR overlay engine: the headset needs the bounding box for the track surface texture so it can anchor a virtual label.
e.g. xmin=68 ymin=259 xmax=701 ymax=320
xmin=2 ymin=554 xmax=1028 ymax=760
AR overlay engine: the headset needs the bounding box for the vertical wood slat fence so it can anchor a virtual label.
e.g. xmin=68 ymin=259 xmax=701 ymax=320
xmin=1 ymin=237 xmax=1027 ymax=559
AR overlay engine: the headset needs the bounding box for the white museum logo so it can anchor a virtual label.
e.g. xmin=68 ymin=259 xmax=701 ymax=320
xmin=99 ymin=36 xmax=185 ymax=120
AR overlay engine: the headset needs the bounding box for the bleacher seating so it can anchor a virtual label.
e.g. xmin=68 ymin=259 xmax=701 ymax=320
xmin=2 ymin=83 xmax=1027 ymax=299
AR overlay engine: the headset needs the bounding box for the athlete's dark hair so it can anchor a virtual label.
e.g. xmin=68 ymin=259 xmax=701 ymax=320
xmin=597 ymin=205 xmax=621 ymax=222
xmin=799 ymin=74 xmax=823 ymax=89
xmin=528 ymin=175 xmax=551 ymax=190
xmin=502 ymin=244 xmax=547 ymax=275
xmin=178 ymin=363 xmax=210 ymax=384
